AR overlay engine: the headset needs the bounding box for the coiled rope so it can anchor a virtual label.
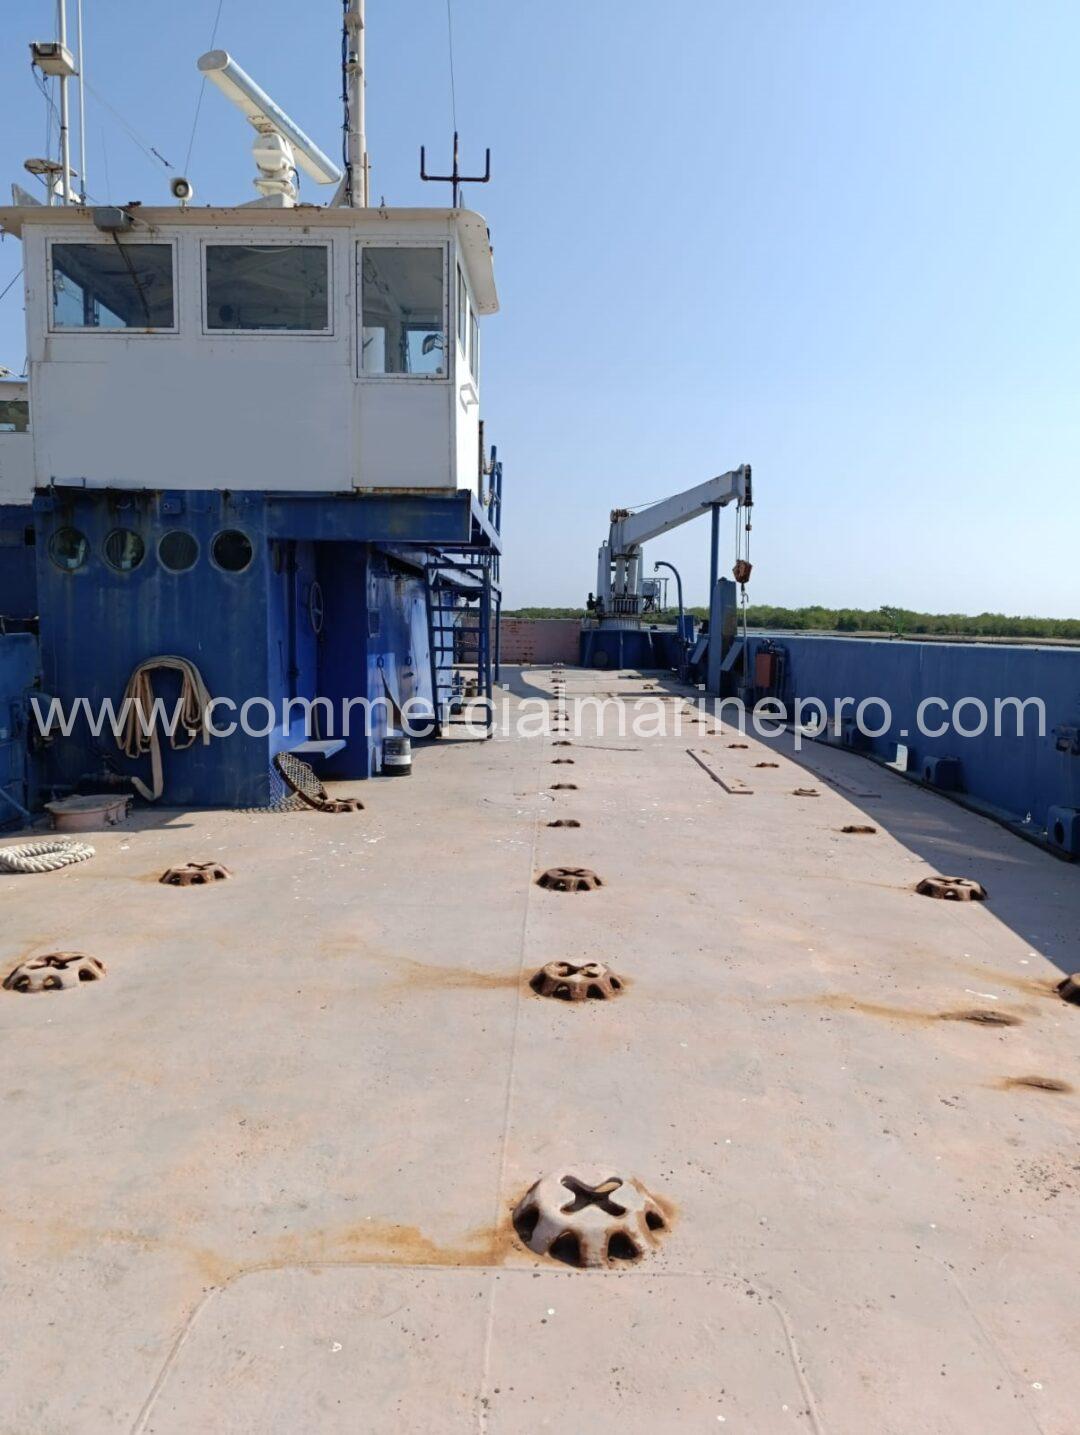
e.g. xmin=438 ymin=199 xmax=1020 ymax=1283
xmin=0 ymin=839 xmax=95 ymax=874
xmin=117 ymin=656 xmax=214 ymax=802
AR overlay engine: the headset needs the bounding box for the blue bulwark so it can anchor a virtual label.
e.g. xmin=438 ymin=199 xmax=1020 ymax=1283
xmin=0 ymin=631 xmax=37 ymax=827
xmin=745 ymin=632 xmax=1080 ymax=844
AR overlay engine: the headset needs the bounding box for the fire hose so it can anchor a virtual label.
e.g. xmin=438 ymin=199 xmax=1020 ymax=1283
xmin=117 ymin=656 xmax=213 ymax=802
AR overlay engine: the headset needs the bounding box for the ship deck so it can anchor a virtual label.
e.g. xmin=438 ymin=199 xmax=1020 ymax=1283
xmin=2 ymin=666 xmax=1079 ymax=1434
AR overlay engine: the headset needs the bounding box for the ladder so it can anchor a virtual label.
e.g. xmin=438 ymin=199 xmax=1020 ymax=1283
xmin=424 ymin=560 xmax=494 ymax=736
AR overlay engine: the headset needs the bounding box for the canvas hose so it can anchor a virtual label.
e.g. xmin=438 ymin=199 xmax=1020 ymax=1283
xmin=0 ymin=839 xmax=96 ymax=874
xmin=117 ymin=656 xmax=213 ymax=802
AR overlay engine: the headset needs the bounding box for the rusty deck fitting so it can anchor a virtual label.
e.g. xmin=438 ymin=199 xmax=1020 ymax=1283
xmin=728 ymin=742 xmax=748 ymax=749
xmin=3 ymin=952 xmax=105 ymax=993
xmin=1057 ymin=974 xmax=1080 ymax=1006
xmin=512 ymin=1171 xmax=668 ymax=1267
xmin=550 ymin=783 xmax=578 ymax=791
xmin=536 ymin=867 xmax=603 ymax=892
xmin=529 ymin=961 xmax=623 ymax=1001
xmin=916 ymin=876 xmax=987 ymax=902
xmin=754 ymin=761 xmax=779 ymax=769
xmin=551 ymin=758 xmax=575 ymax=765
xmin=553 ymin=740 xmax=573 ymax=746
xmin=792 ymin=787 xmax=820 ymax=797
xmin=547 ymin=819 xmax=581 ymax=828
xmin=160 ymin=862 xmax=233 ymax=887
xmin=842 ymin=825 xmax=877 ymax=835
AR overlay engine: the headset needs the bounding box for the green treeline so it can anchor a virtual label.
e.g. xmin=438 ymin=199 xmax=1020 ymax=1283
xmin=503 ymin=605 xmax=1080 ymax=639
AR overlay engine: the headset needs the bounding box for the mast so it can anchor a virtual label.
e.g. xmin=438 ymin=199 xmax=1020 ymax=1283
xmin=344 ymin=0 xmax=369 ymax=206
xmin=76 ymin=0 xmax=87 ymax=201
xmin=57 ymin=0 xmax=73 ymax=203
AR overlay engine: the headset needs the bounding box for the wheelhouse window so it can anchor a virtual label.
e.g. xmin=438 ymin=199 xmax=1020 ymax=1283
xmin=50 ymin=243 xmax=174 ymax=330
xmin=0 ymin=397 xmax=29 ymax=432
xmin=205 ymin=245 xmax=330 ymax=332
xmin=456 ymin=266 xmax=468 ymax=350
xmin=361 ymin=246 xmax=446 ymax=377
xmin=468 ymin=308 xmax=480 ymax=382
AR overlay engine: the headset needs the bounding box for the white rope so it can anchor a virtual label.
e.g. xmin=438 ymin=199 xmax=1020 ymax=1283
xmin=0 ymin=839 xmax=95 ymax=874
xmin=117 ymin=656 xmax=214 ymax=802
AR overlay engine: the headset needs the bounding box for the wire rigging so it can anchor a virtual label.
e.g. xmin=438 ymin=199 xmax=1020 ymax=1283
xmin=32 ymin=65 xmax=60 ymax=161
xmin=0 ymin=269 xmax=24 ymax=307
xmin=184 ymin=0 xmax=226 ymax=175
xmin=100 ymin=122 xmax=112 ymax=202
xmin=84 ymin=81 xmax=173 ymax=170
xmin=445 ymin=0 xmax=458 ymax=133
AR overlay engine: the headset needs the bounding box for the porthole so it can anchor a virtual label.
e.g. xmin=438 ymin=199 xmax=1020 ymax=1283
xmin=48 ymin=526 xmax=89 ymax=572
xmin=158 ymin=530 xmax=199 ymax=573
xmin=211 ymin=529 xmax=254 ymax=573
xmin=103 ymin=528 xmax=145 ymax=573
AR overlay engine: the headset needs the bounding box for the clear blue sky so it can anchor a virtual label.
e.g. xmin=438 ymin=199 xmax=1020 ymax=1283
xmin=2 ymin=1 xmax=1077 ymax=615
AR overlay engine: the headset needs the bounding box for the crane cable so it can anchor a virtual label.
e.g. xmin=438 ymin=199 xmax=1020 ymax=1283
xmin=734 ymin=501 xmax=752 ymax=677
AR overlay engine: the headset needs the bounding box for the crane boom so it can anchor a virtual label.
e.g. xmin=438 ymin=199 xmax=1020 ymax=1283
xmin=592 ymin=464 xmax=751 ymax=617
xmin=610 ymin=466 xmax=751 ymax=554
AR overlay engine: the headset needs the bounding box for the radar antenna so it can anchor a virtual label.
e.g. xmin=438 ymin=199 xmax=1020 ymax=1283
xmin=197 ymin=49 xmax=342 ymax=207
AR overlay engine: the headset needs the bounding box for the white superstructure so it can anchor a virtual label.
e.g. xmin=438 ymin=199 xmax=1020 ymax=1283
xmin=0 ymin=203 xmax=497 ymax=503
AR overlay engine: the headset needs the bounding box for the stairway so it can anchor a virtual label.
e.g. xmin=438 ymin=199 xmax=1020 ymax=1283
xmin=424 ymin=560 xmax=494 ymax=736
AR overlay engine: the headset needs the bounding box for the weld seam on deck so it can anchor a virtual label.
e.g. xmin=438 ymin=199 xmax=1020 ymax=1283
xmin=477 ymin=720 xmax=548 ymax=1431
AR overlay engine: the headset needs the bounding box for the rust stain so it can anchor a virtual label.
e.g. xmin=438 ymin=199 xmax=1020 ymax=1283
xmin=265 ymin=1215 xmax=519 ymax=1269
xmin=390 ymin=957 xmax=522 ymax=992
xmin=319 ymin=934 xmax=398 ymax=966
xmin=0 ymin=1208 xmax=521 ymax=1286
xmin=810 ymin=995 xmax=942 ymax=1025
xmin=805 ymin=994 xmax=1024 ymax=1027
xmin=959 ymin=963 xmax=1061 ymax=1001
xmin=997 ymin=1075 xmax=1074 ymax=1095
xmin=0 ymin=1212 xmax=240 ymax=1286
